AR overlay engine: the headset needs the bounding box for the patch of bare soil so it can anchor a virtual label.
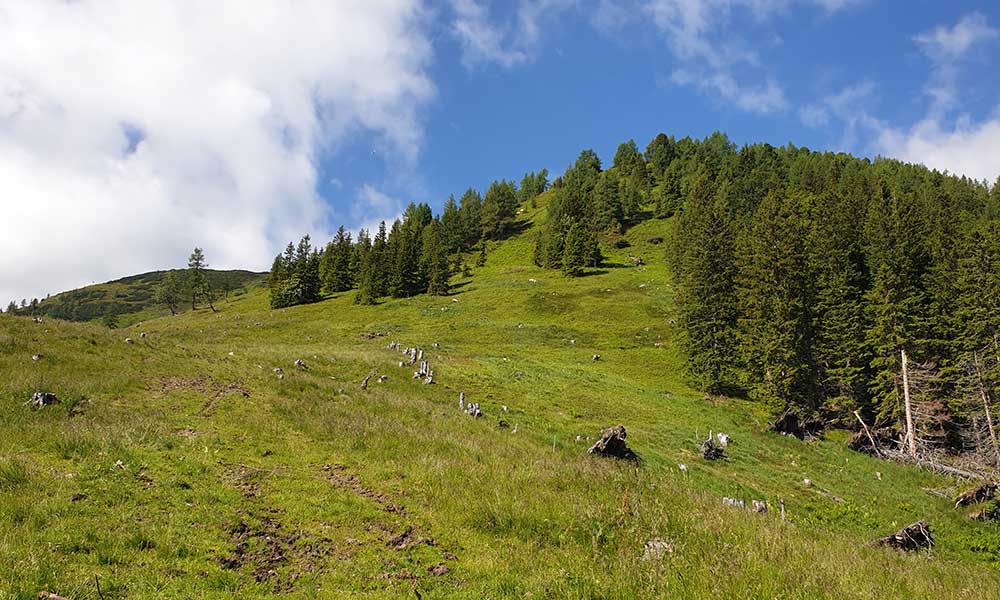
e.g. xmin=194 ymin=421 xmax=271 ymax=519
xmin=219 ymin=510 xmax=332 ymax=592
xmin=323 ymin=463 xmax=406 ymax=515
xmin=200 ymin=381 xmax=251 ymax=415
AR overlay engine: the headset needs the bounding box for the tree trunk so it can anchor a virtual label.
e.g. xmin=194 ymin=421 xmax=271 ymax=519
xmin=974 ymin=352 xmax=1000 ymax=465
xmin=901 ymin=349 xmax=917 ymax=458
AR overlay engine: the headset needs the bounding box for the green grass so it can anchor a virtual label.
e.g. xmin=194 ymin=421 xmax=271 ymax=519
xmin=2 ymin=211 xmax=1000 ymax=598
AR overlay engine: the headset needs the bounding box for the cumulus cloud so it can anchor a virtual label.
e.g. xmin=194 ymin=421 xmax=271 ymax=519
xmin=804 ymin=14 xmax=1000 ymax=184
xmin=876 ymin=115 xmax=1000 ymax=184
xmin=0 ymin=0 xmax=434 ymax=304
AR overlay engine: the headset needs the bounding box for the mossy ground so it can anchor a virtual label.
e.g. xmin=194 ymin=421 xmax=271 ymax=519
xmin=2 ymin=206 xmax=999 ymax=598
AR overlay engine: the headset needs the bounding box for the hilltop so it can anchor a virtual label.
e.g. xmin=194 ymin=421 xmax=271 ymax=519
xmin=21 ymin=269 xmax=265 ymax=326
xmin=2 ymin=189 xmax=999 ymax=598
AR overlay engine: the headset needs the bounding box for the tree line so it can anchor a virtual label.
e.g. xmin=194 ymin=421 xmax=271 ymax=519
xmin=533 ymin=132 xmax=1000 ymax=453
xmin=268 ymin=177 xmax=548 ymax=309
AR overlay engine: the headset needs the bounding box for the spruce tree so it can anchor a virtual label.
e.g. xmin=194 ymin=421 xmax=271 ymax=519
xmin=187 ymin=247 xmax=212 ymax=311
xmin=458 ymin=188 xmax=482 ymax=248
xmin=864 ymin=179 xmax=928 ymax=420
xmin=738 ymin=188 xmax=816 ymax=414
xmin=671 ymin=166 xmax=739 ymax=394
xmin=441 ymin=195 xmax=462 ymax=252
xmin=809 ymin=190 xmax=870 ymax=416
xmin=562 ymin=222 xmax=587 ymax=277
xmin=424 ymin=220 xmax=450 ymax=295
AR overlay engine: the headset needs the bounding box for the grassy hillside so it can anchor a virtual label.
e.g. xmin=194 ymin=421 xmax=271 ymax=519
xmin=2 ymin=207 xmax=999 ymax=598
xmin=29 ymin=269 xmax=266 ymax=326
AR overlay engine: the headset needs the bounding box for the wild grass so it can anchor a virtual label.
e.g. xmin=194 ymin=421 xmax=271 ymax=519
xmin=1 ymin=210 xmax=999 ymax=598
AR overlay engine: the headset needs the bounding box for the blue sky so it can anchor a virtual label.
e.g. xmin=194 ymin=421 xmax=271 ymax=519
xmin=1 ymin=1 xmax=999 ymax=303
xmin=318 ymin=1 xmax=1000 ymax=232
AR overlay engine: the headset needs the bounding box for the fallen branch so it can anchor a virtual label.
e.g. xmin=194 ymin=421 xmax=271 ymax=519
xmin=361 ymin=369 xmax=377 ymax=391
xmin=854 ymin=410 xmax=881 ymax=458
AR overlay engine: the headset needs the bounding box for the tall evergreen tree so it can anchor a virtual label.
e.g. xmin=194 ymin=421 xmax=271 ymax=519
xmin=562 ymin=222 xmax=588 ymax=277
xmin=481 ymin=180 xmax=519 ymax=239
xmin=671 ymin=167 xmax=739 ymax=394
xmin=187 ymin=247 xmax=214 ymax=311
xmin=424 ymin=219 xmax=450 ymax=296
xmin=738 ymin=189 xmax=816 ymax=413
xmin=440 ymin=195 xmax=462 ymax=252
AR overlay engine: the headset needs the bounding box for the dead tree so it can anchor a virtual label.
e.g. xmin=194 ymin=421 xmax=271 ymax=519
xmin=902 ymin=350 xmax=916 ymax=458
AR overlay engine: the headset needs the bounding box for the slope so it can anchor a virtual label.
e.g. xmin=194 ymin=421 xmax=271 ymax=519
xmin=24 ymin=269 xmax=266 ymax=325
xmin=1 ymin=207 xmax=999 ymax=599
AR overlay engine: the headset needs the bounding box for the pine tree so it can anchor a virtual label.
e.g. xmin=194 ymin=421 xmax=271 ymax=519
xmin=155 ymin=271 xmax=184 ymax=316
xmin=671 ymin=166 xmax=739 ymax=394
xmin=481 ymin=180 xmax=518 ymax=240
xmin=5 ymin=301 xmax=16 ymax=314
xmin=441 ymin=195 xmax=462 ymax=252
xmin=809 ymin=190 xmax=870 ymax=417
xmin=459 ymin=188 xmax=482 ymax=248
xmin=562 ymin=222 xmax=587 ymax=277
xmin=476 ymin=243 xmax=487 ymax=267
xmin=187 ymin=247 xmax=213 ymax=311
xmin=864 ymin=179 xmax=928 ymax=420
xmin=738 ymin=188 xmax=816 ymax=414
xmin=424 ymin=220 xmax=450 ymax=295
xmin=590 ymin=171 xmax=622 ymax=232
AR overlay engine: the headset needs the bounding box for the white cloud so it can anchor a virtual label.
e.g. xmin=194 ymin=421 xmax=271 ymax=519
xmin=645 ymin=0 xmax=856 ymax=114
xmin=353 ymin=184 xmax=407 ymax=235
xmin=914 ymin=12 xmax=997 ymax=62
xmin=876 ymin=115 xmax=1000 ymax=184
xmin=0 ymin=0 xmax=434 ymax=303
xmin=449 ymin=0 xmax=575 ymax=69
xmin=672 ymin=69 xmax=788 ymax=114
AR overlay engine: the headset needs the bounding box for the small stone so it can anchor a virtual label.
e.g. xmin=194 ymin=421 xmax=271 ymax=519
xmin=124 ymin=338 xmax=134 ymax=344
xmin=642 ymin=538 xmax=674 ymax=561
xmin=803 ymin=478 xmax=812 ymax=487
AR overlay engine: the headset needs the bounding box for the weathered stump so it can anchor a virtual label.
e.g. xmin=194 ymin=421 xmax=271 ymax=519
xmin=876 ymin=520 xmax=933 ymax=551
xmin=588 ymin=425 xmax=639 ymax=461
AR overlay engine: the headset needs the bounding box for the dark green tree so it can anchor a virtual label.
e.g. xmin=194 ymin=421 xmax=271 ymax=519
xmin=562 ymin=222 xmax=588 ymax=277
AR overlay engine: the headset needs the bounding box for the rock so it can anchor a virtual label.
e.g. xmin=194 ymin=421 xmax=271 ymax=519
xmin=678 ymin=463 xmax=687 ymax=474
xmin=294 ymin=359 xmax=308 ymax=369
xmin=376 ymin=375 xmax=388 ymax=383
xmin=139 ymin=332 xmax=147 ymax=338
xmin=588 ymin=425 xmax=639 ymax=461
xmin=803 ymin=478 xmax=812 ymax=487
xmin=641 ymin=538 xmax=674 ymax=560
xmin=31 ymin=354 xmax=41 ymax=361
xmin=876 ymin=520 xmax=933 ymax=551
xmin=25 ymin=391 xmax=59 ymax=409
xmin=592 ymin=354 xmax=601 ymax=361
xmin=716 ymin=432 xmax=731 ymax=448
xmin=273 ymin=367 xmax=283 ymax=374
xmin=124 ymin=337 xmax=134 ymax=344
xmin=428 ymin=564 xmax=450 ymax=576
xmin=969 ymin=505 xmax=1000 ymax=521
xmin=648 ymin=236 xmax=664 ymax=245
xmin=751 ymin=500 xmax=768 ymax=513
xmin=630 ymin=256 xmax=645 ymax=266
xmin=954 ymin=482 xmax=1000 ymax=508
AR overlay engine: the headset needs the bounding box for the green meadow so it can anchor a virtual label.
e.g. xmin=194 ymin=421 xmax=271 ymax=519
xmin=2 ymin=206 xmax=999 ymax=599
